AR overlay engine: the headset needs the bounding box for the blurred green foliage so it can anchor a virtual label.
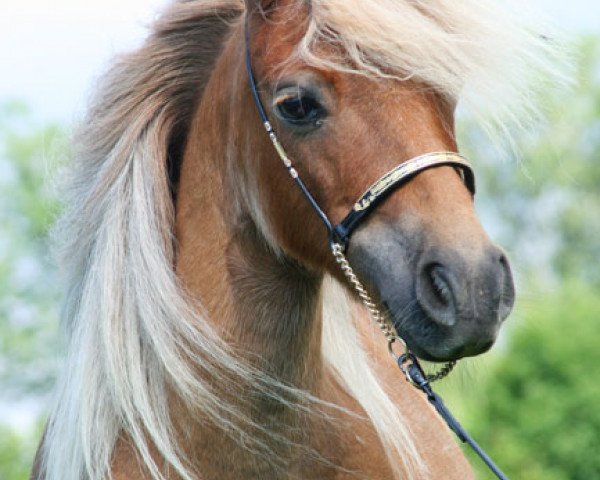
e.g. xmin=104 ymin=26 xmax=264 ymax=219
xmin=0 ymin=38 xmax=599 ymax=480
xmin=0 ymin=101 xmax=66 ymax=480
xmin=467 ymin=282 xmax=600 ymax=479
xmin=0 ymin=423 xmax=42 ymax=480
xmin=0 ymin=101 xmax=64 ymax=397
xmin=446 ymin=36 xmax=600 ymax=479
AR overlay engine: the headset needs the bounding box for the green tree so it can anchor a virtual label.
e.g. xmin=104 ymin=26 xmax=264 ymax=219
xmin=0 ymin=102 xmax=66 ymax=480
xmin=467 ymin=283 xmax=600 ymax=480
xmin=0 ymin=102 xmax=64 ymax=396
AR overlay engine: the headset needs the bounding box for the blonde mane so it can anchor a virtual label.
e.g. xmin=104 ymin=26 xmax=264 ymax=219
xmin=40 ymin=1 xmax=567 ymax=479
xmin=302 ymin=0 xmax=569 ymax=143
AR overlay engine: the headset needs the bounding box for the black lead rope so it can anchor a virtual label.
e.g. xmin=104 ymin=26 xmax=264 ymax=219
xmin=398 ymin=353 xmax=509 ymax=480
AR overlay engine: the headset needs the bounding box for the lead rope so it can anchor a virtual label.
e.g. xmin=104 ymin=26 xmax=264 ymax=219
xmin=397 ymin=353 xmax=509 ymax=480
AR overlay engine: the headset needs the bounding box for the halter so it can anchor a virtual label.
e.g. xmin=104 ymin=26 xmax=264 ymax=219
xmin=244 ymin=32 xmax=475 ymax=251
xmin=244 ymin=17 xmax=507 ymax=480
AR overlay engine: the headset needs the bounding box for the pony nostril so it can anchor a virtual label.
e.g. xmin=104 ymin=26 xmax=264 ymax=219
xmin=497 ymin=252 xmax=515 ymax=321
xmin=498 ymin=252 xmax=510 ymax=276
xmin=417 ymin=262 xmax=457 ymax=327
xmin=427 ymin=264 xmax=452 ymax=308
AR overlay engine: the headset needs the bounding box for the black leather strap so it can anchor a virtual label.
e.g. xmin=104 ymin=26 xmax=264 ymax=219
xmin=399 ymin=354 xmax=509 ymax=480
xmin=245 ymin=21 xmax=336 ymax=238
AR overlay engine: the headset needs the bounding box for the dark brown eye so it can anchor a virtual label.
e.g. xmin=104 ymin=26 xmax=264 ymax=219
xmin=274 ymin=89 xmax=327 ymax=129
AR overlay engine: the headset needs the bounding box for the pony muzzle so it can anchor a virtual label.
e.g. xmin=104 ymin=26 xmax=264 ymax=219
xmin=415 ymin=244 xmax=515 ymax=360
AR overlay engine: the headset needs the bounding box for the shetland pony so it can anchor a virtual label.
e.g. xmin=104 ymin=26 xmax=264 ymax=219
xmin=34 ymin=0 xmax=565 ymax=478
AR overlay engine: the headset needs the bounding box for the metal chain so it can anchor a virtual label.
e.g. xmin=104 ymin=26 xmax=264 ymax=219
xmin=331 ymin=243 xmax=398 ymax=342
xmin=331 ymin=242 xmax=456 ymax=383
xmin=425 ymin=359 xmax=456 ymax=382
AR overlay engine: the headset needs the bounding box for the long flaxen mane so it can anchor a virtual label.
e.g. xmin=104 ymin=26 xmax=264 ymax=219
xmin=41 ymin=0 xmax=567 ymax=479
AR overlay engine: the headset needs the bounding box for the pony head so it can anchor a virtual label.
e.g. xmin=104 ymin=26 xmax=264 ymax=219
xmin=243 ymin=0 xmax=530 ymax=360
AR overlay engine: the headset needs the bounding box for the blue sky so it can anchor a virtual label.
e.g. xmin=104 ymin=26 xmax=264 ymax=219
xmin=1 ymin=0 xmax=598 ymax=124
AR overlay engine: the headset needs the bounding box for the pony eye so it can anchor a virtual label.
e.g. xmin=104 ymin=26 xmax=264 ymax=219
xmin=274 ymin=89 xmax=326 ymax=129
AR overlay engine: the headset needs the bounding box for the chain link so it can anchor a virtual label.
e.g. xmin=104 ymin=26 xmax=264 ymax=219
xmin=331 ymin=243 xmax=397 ymax=342
xmin=331 ymin=242 xmax=456 ymax=383
xmin=426 ymin=360 xmax=456 ymax=382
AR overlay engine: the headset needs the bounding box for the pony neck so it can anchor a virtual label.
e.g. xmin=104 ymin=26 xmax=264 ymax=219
xmin=174 ymin=26 xmax=325 ymax=392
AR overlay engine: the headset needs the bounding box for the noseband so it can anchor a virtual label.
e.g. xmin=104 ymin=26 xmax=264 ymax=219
xmin=244 ymin=17 xmax=508 ymax=480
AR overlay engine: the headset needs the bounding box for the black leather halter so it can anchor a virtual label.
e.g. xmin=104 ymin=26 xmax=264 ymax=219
xmin=244 ymin=22 xmax=475 ymax=251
